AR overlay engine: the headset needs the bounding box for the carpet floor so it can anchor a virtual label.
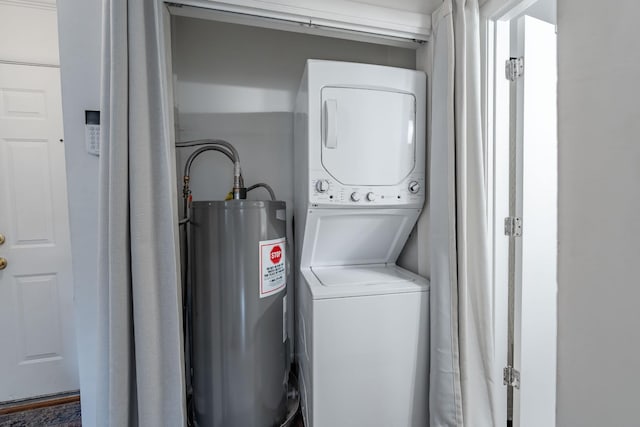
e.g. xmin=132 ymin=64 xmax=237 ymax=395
xmin=0 ymin=401 xmax=304 ymax=427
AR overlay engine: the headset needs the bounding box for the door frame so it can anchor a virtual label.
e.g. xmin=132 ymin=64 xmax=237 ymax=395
xmin=480 ymin=1 xmax=544 ymax=425
xmin=481 ymin=1 xmax=558 ymax=426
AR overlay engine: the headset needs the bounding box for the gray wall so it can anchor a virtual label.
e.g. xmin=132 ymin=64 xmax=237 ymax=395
xmin=556 ymin=0 xmax=640 ymax=425
xmin=172 ymin=16 xmax=416 ymax=205
xmin=56 ymin=1 xmax=101 ymax=425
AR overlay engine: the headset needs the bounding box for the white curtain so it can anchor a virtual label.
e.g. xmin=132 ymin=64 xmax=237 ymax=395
xmin=96 ymin=0 xmax=186 ymax=425
xmin=429 ymin=0 xmax=496 ymax=426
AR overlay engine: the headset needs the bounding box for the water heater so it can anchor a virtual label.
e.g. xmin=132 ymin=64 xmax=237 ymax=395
xmin=190 ymin=200 xmax=289 ymax=427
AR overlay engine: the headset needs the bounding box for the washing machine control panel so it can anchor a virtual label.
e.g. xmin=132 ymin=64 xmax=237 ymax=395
xmin=309 ymin=173 xmax=425 ymax=208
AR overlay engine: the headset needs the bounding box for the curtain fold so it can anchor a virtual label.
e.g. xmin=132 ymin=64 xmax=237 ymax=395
xmin=429 ymin=0 xmax=496 ymax=426
xmin=97 ymin=1 xmax=186 ymax=426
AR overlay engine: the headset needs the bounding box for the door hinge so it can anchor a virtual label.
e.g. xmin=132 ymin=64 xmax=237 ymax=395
xmin=504 ymin=216 xmax=522 ymax=237
xmin=505 ymin=57 xmax=524 ymax=81
xmin=503 ymin=365 xmax=521 ymax=389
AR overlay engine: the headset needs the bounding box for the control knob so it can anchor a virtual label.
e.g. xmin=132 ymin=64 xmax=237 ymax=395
xmin=408 ymin=181 xmax=421 ymax=194
xmin=315 ymin=179 xmax=330 ymax=193
xmin=366 ymin=192 xmax=376 ymax=202
xmin=350 ymin=192 xmax=361 ymax=202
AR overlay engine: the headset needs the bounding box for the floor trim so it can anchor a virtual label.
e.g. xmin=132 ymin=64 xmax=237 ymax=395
xmin=0 ymin=392 xmax=80 ymax=415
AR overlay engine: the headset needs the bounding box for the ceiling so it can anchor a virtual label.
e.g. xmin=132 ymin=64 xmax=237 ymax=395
xmin=522 ymin=0 xmax=556 ymax=24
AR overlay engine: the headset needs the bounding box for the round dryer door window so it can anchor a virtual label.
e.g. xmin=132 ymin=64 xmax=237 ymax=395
xmin=320 ymin=86 xmax=416 ymax=186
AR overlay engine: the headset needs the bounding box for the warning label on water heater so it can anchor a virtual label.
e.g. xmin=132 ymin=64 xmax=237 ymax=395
xmin=259 ymin=237 xmax=286 ymax=298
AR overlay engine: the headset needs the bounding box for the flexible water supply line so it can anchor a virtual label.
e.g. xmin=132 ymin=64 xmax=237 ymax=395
xmin=247 ymin=182 xmax=276 ymax=201
xmin=178 ymin=144 xmax=239 ymax=225
xmin=177 ymin=139 xmax=245 ymax=199
xmin=183 ymin=145 xmax=234 ymax=170
xmin=181 ymin=146 xmax=235 ymax=211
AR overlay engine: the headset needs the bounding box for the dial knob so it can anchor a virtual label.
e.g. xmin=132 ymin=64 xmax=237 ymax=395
xmin=315 ymin=179 xmax=330 ymax=193
xmin=350 ymin=192 xmax=361 ymax=202
xmin=408 ymin=181 xmax=421 ymax=194
xmin=366 ymin=192 xmax=376 ymax=202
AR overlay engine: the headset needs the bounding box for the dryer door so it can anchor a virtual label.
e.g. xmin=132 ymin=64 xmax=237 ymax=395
xmin=320 ymin=87 xmax=416 ymax=186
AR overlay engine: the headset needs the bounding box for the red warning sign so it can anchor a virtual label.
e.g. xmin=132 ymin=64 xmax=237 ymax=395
xmin=270 ymin=245 xmax=282 ymax=264
xmin=259 ymin=238 xmax=286 ymax=298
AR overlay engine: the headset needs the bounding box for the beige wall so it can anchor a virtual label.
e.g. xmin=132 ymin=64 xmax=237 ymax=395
xmin=0 ymin=1 xmax=59 ymax=64
xmin=56 ymin=1 xmax=102 ymax=425
xmin=557 ymin=0 xmax=640 ymax=425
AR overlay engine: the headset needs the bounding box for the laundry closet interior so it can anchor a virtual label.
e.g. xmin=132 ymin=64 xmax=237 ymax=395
xmin=165 ymin=3 xmax=433 ymax=426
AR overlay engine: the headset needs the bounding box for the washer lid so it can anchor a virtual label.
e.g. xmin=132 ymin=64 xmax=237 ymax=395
xmin=320 ymin=86 xmax=416 ymax=186
xmin=312 ymin=265 xmax=415 ymax=287
xmin=299 ymin=209 xmax=419 ymax=267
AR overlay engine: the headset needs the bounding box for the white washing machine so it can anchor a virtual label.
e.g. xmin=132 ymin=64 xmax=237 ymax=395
xmin=293 ymin=60 xmax=429 ymax=427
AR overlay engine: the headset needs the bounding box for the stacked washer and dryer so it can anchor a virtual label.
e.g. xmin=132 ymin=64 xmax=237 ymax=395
xmin=293 ymin=60 xmax=430 ymax=427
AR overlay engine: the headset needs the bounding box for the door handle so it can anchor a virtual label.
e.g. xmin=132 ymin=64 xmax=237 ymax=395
xmin=0 ymin=233 xmax=4 ymax=245
xmin=0 ymin=257 xmax=6 ymax=270
xmin=323 ymin=99 xmax=338 ymax=149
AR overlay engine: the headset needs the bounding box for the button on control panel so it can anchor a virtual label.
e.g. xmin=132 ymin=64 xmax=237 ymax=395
xmin=350 ymin=192 xmax=361 ymax=202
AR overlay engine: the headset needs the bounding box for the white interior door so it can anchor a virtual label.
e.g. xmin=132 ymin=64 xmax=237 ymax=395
xmin=512 ymin=14 xmax=558 ymax=427
xmin=0 ymin=63 xmax=78 ymax=401
xmin=489 ymin=2 xmax=557 ymax=424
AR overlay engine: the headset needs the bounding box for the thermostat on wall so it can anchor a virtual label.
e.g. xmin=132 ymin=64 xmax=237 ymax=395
xmin=85 ymin=110 xmax=100 ymax=156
